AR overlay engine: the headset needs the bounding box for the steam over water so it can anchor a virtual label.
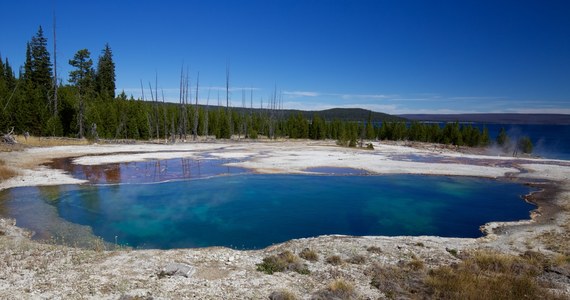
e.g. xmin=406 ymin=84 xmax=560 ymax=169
xmin=472 ymin=124 xmax=569 ymax=160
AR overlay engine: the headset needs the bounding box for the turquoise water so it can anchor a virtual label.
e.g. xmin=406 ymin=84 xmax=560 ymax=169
xmin=0 ymin=174 xmax=534 ymax=249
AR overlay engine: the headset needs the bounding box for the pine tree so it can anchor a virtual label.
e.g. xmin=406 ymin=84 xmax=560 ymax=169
xmin=4 ymin=58 xmax=16 ymax=90
xmin=365 ymin=112 xmax=375 ymax=140
xmin=29 ymin=26 xmax=53 ymax=94
xmin=95 ymin=43 xmax=116 ymax=99
xmin=16 ymin=27 xmax=53 ymax=135
xmin=0 ymin=54 xmax=4 ymax=83
xmin=69 ymin=49 xmax=94 ymax=93
xmin=69 ymin=49 xmax=94 ymax=138
xmin=480 ymin=127 xmax=490 ymax=146
xmin=23 ymin=43 xmax=33 ymax=84
xmin=0 ymin=55 xmax=5 ymax=99
xmin=496 ymin=127 xmax=509 ymax=147
xmin=517 ymin=136 xmax=533 ymax=154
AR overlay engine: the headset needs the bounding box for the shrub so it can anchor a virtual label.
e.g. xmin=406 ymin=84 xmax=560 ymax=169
xmin=257 ymin=251 xmax=309 ymax=275
xmin=366 ymin=246 xmax=382 ymax=254
xmin=368 ymin=262 xmax=428 ymax=298
xmin=365 ymin=250 xmax=563 ymax=299
xmin=326 ymin=255 xmax=343 ymax=266
xmin=407 ymin=258 xmax=424 ymax=271
xmin=312 ymin=279 xmax=357 ymax=300
xmin=269 ymin=289 xmax=297 ymax=300
xmin=348 ymin=138 xmax=357 ymax=148
xmin=426 ymin=251 xmax=558 ymax=300
xmin=446 ymin=248 xmax=459 ymax=258
xmin=0 ymin=159 xmax=17 ymax=181
xmin=299 ymin=248 xmax=319 ymax=262
xmin=346 ymin=254 xmax=366 ymax=265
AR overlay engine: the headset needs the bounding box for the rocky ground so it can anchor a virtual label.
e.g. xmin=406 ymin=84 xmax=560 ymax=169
xmin=0 ymin=139 xmax=569 ymax=299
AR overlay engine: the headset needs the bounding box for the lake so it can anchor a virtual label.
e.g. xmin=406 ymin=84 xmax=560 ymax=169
xmin=0 ymin=173 xmax=535 ymax=249
xmin=474 ymin=124 xmax=570 ymax=160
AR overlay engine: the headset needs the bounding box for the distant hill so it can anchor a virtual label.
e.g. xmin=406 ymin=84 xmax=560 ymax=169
xmin=290 ymin=108 xmax=405 ymax=122
xmin=197 ymin=105 xmax=405 ymax=122
xmin=399 ymin=113 xmax=570 ymax=125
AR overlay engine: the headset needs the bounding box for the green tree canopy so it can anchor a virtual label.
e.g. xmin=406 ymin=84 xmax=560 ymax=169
xmin=27 ymin=26 xmax=52 ymax=93
xmin=95 ymin=43 xmax=116 ymax=99
xmin=496 ymin=127 xmax=509 ymax=147
xmin=69 ymin=49 xmax=94 ymax=94
xmin=517 ymin=136 xmax=533 ymax=154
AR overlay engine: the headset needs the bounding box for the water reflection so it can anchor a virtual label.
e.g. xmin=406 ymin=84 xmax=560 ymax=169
xmin=48 ymin=157 xmax=247 ymax=184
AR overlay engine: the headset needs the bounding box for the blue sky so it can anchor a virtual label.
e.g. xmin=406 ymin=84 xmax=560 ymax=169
xmin=1 ymin=0 xmax=569 ymax=114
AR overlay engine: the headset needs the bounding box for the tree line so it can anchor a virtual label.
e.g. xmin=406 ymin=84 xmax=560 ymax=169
xmin=1 ymin=26 xmax=505 ymax=150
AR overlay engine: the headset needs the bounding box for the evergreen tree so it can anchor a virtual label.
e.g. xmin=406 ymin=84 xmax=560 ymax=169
xmin=69 ymin=49 xmax=94 ymax=138
xmin=517 ymin=136 xmax=533 ymax=154
xmin=496 ymin=127 xmax=509 ymax=147
xmin=15 ymin=27 xmax=53 ymax=135
xmin=480 ymin=127 xmax=491 ymax=146
xmin=365 ymin=112 xmax=375 ymax=140
xmin=69 ymin=49 xmax=94 ymax=93
xmin=23 ymin=43 xmax=33 ymax=84
xmin=0 ymin=54 xmax=4 ymax=83
xmin=95 ymin=43 xmax=116 ymax=99
xmin=0 ymin=55 xmax=5 ymax=99
xmin=29 ymin=26 xmax=52 ymax=93
xmin=4 ymin=58 xmax=16 ymax=90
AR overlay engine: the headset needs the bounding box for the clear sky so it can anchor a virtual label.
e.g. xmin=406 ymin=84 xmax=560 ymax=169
xmin=1 ymin=0 xmax=569 ymax=114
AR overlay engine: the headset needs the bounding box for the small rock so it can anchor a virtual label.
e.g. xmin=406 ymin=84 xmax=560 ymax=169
xmin=159 ymin=263 xmax=195 ymax=278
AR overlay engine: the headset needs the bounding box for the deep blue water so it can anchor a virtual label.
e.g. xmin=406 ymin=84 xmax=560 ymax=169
xmin=0 ymin=174 xmax=534 ymax=249
xmin=473 ymin=124 xmax=569 ymax=160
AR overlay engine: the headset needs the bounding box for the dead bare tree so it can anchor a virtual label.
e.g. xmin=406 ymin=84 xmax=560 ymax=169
xmin=202 ymin=88 xmax=210 ymax=137
xmin=140 ymin=79 xmax=152 ymax=140
xmin=52 ymin=10 xmax=58 ymax=116
xmin=1 ymin=127 xmax=17 ymax=144
xmin=148 ymin=81 xmax=159 ymax=140
xmin=248 ymin=87 xmax=253 ymax=138
xmin=226 ymin=63 xmax=232 ymax=138
xmin=78 ymin=94 xmax=85 ymax=139
xmin=161 ymin=89 xmax=167 ymax=143
xmin=177 ymin=65 xmax=189 ymax=141
xmin=193 ymin=72 xmax=199 ymax=141
xmin=268 ymin=84 xmax=278 ymax=139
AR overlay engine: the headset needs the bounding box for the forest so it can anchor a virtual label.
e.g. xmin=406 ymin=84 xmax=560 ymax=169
xmin=1 ymin=26 xmax=497 ymax=149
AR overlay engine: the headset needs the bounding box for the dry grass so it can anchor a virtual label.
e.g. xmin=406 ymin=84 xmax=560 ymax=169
xmin=364 ymin=250 xmax=568 ymax=299
xmin=346 ymin=254 xmax=366 ymax=265
xmin=268 ymin=289 xmax=298 ymax=300
xmin=366 ymin=246 xmax=382 ymax=254
xmin=325 ymin=255 xmax=343 ymax=266
xmin=407 ymin=257 xmax=425 ymax=271
xmin=14 ymin=135 xmax=90 ymax=147
xmin=299 ymin=248 xmax=319 ymax=262
xmin=538 ymin=198 xmax=570 ymax=256
xmin=0 ymin=159 xmax=18 ymax=181
xmin=257 ymin=251 xmax=310 ymax=275
xmin=367 ymin=262 xmax=428 ymax=298
xmin=312 ymin=279 xmax=357 ymax=300
xmin=426 ymin=251 xmax=564 ymax=300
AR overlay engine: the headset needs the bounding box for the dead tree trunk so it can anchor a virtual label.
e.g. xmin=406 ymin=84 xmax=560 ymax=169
xmin=202 ymin=89 xmax=210 ymax=137
xmin=78 ymin=94 xmax=84 ymax=139
xmin=193 ymin=72 xmax=199 ymax=141
xmin=1 ymin=127 xmax=17 ymax=144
